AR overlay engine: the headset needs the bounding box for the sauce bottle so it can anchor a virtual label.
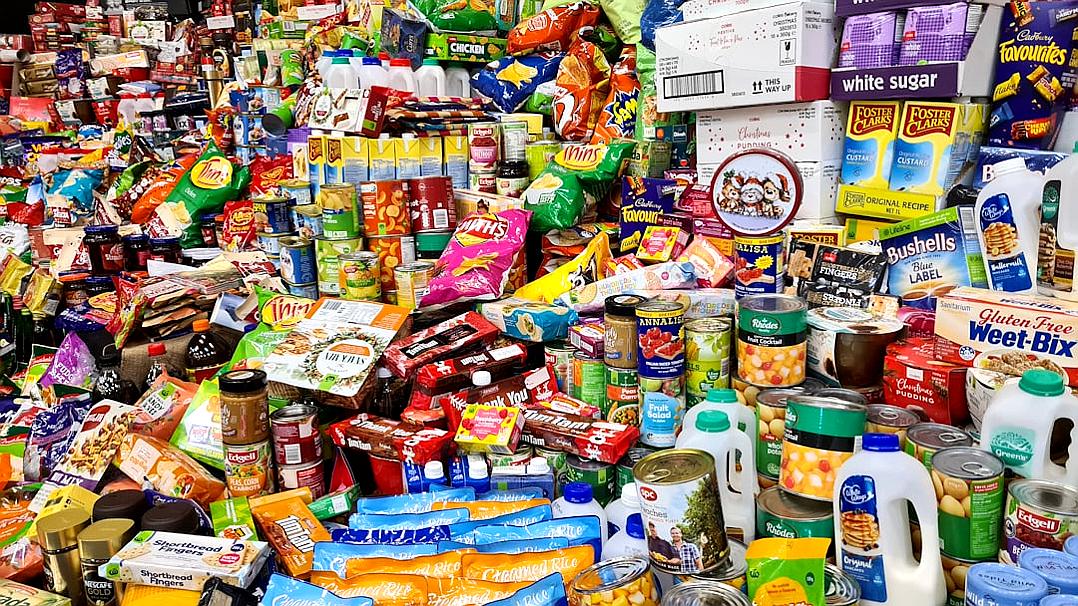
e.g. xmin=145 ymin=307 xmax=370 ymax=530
xmin=184 ymin=319 xmax=229 ymax=382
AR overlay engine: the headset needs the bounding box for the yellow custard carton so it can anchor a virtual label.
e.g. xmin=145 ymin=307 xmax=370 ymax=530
xmin=444 ymin=135 xmax=469 ymax=189
xmin=419 ymin=137 xmax=444 ymax=177
xmin=323 ymin=133 xmax=344 ymax=185
xmin=307 ymin=132 xmax=327 ymax=198
xmin=369 ymin=136 xmax=397 ymax=181
xmin=840 ymin=101 xmax=901 ymax=189
xmin=395 ymin=136 xmax=423 ymax=180
xmin=342 ymin=135 xmax=369 ymax=183
xmin=888 ymin=101 xmax=964 ymax=196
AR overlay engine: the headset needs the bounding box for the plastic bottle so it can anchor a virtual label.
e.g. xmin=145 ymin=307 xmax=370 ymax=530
xmin=387 ymin=58 xmax=417 ymax=94
xmin=379 ymin=51 xmax=392 ymax=70
xmin=682 ymin=388 xmax=756 ymax=479
xmin=316 ymin=50 xmax=338 ymax=78
xmin=143 ymin=342 xmax=173 ymax=392
xmin=424 ymin=461 xmax=447 ymax=490
xmin=414 ymin=58 xmax=447 ymax=97
xmin=116 ymin=93 xmax=138 ymax=127
xmin=602 ymin=513 xmax=647 ymax=560
xmin=833 ymin=433 xmax=945 ymax=606
xmin=552 ymin=482 xmax=608 ymax=545
xmin=358 ymin=57 xmax=389 ymax=91
xmin=184 ymin=319 xmax=230 ymax=383
xmin=325 ymin=56 xmax=357 ymax=88
xmin=980 ymin=368 xmax=1078 ymax=483
xmin=1037 ymin=144 xmax=1078 ymax=299
xmin=93 ymin=345 xmax=132 ymax=405
xmin=445 ymin=64 xmax=471 ymax=97
xmin=974 ymin=157 xmax=1043 ymax=293
xmin=675 ymin=410 xmax=756 ymax=542
xmin=134 ymin=92 xmax=155 ymax=121
xmin=466 ymin=455 xmax=491 ymax=493
xmin=604 ymin=482 xmax=641 ymax=536
xmin=348 ymin=50 xmax=365 ymax=85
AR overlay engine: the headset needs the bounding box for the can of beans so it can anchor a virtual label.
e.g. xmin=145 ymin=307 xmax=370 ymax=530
xmin=636 ymin=300 xmax=686 ymax=379
xmin=279 ymin=236 xmax=317 ymax=285
xmin=270 ymin=403 xmax=322 ymax=466
xmin=224 ymin=440 xmax=275 ymax=497
xmin=639 ymin=375 xmax=685 ymax=448
xmin=780 ymin=396 xmax=867 ymax=500
xmin=1000 ymin=479 xmax=1078 ymax=565
xmin=292 ymin=204 xmax=323 ymax=239
xmin=904 ymin=423 xmax=973 ymax=469
xmin=684 ymin=539 xmax=748 ymax=590
xmin=408 ymin=176 xmax=457 ymax=232
xmin=338 ymin=251 xmax=382 ymax=302
xmin=394 ymin=261 xmax=435 ymax=310
xmin=754 ymin=388 xmax=805 ymax=484
xmin=533 ymin=445 xmax=565 ymax=496
xmin=315 ymin=235 xmax=363 ymax=296
xmin=367 ymin=235 xmax=416 ymax=293
xmin=319 ymin=183 xmax=360 ymax=239
xmin=733 ymin=234 xmax=785 ymax=298
xmin=685 ymin=317 xmax=733 ymax=406
xmin=616 ymin=446 xmax=655 ymax=499
xmin=545 ymin=341 xmax=575 ymax=391
xmin=565 ymin=454 xmax=615 ymax=507
xmin=287 ymin=282 xmax=319 ymax=299
xmin=865 ymin=404 xmax=920 ymax=449
xmin=605 ymin=365 xmax=639 ymax=424
xmin=571 ymin=352 xmax=606 ymax=411
xmin=278 ymin=459 xmax=325 ymax=499
xmin=929 ymin=447 xmax=1004 ymax=561
xmin=634 ymin=448 xmax=730 ymax=574
xmin=360 ymin=180 xmax=410 ymax=236
xmin=737 ymin=294 xmax=807 ymax=388
xmin=280 ymin=179 xmax=312 ymax=207
xmin=253 ymin=196 xmax=294 ymax=234
xmin=756 ymin=485 xmax=835 ymax=544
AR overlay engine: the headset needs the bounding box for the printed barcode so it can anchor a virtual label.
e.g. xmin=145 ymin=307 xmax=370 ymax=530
xmin=959 ymin=207 xmax=977 ymax=235
xmin=664 ymin=70 xmax=724 ymax=99
xmin=285 ymin=444 xmax=302 ymax=464
xmin=323 ymin=300 xmax=344 ymax=311
xmin=326 ymin=352 xmax=363 ymax=364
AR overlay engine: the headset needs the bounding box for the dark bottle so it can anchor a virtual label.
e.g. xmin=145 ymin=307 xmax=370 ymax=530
xmin=92 ymin=345 xmax=132 ymax=404
xmin=0 ymin=293 xmax=13 ymax=373
xmin=32 ymin=313 xmax=57 ymax=349
xmin=143 ymin=342 xmax=173 ymax=391
xmin=13 ymin=299 xmax=32 ymax=371
xmin=185 ymin=319 xmax=229 ymax=382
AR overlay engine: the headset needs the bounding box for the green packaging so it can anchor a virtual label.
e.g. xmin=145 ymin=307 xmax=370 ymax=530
xmin=210 ymin=497 xmax=259 ymax=541
xmin=746 ymin=537 xmax=830 ymax=606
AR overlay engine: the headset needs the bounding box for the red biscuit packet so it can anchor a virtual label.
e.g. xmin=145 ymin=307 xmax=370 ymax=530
xmin=507 ymin=1 xmax=601 ymax=55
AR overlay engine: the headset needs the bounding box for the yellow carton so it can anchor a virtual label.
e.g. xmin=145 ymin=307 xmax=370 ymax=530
xmin=419 ymin=137 xmax=444 ymax=177
xmin=291 ymin=140 xmax=309 ymax=182
xmin=888 ymin=101 xmax=963 ymax=196
xmin=836 ymin=184 xmax=937 ymax=221
xmin=444 ymin=135 xmax=468 ymax=189
xmin=840 ymin=101 xmax=900 ymax=189
xmin=844 ymin=217 xmax=896 ymax=244
xmin=342 ymin=136 xmax=369 ymax=183
xmin=395 ymin=137 xmax=423 ymax=180
xmin=369 ymin=137 xmax=397 ymax=181
xmin=324 ymin=134 xmax=345 ymax=185
xmin=307 ymin=133 xmax=327 ymax=197
xmin=28 ymin=485 xmax=97 ymax=538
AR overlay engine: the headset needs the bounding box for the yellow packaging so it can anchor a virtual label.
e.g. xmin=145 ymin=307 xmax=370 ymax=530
xmin=309 ymin=572 xmax=427 ymax=605
xmin=324 ymin=134 xmax=345 ymax=185
xmin=248 ymin=487 xmax=314 ymax=507
xmin=291 ymin=140 xmax=310 ymax=182
xmin=836 ymin=184 xmax=937 ymax=221
xmin=786 ymin=222 xmax=846 ymax=248
xmin=841 ymin=101 xmax=901 ymax=189
xmin=888 ymin=101 xmax=963 ymax=196
xmin=416 ymin=137 xmax=443 ymax=177
xmin=432 ymin=498 xmax=549 ymax=520
xmin=369 ymin=137 xmax=398 ymax=181
xmin=307 ymin=133 xmax=326 ymax=197
xmin=844 ymin=217 xmax=895 ymax=244
xmin=516 ymin=232 xmax=611 ymax=302
xmin=396 ymin=137 xmax=424 ymax=180
xmin=120 ymin=585 xmax=200 ymax=606
xmin=746 ymin=538 xmax=830 ymax=606
xmin=501 ymin=113 xmax=544 ymax=137
xmin=28 ymin=485 xmax=97 ymax=538
xmin=342 ymin=136 xmax=370 ymax=183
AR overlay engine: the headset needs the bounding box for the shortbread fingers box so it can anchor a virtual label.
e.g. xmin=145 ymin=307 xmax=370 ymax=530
xmin=934 ymin=287 xmax=1078 ymax=386
xmin=102 ymin=531 xmax=271 ymax=590
xmin=655 ymin=0 xmax=835 ymax=112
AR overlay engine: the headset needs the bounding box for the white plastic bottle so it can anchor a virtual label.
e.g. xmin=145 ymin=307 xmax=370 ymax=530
xmin=414 ymin=58 xmax=447 ymax=97
xmin=445 ymin=64 xmax=471 ymax=97
xmin=675 ymin=410 xmax=757 ymax=542
xmin=833 ymin=433 xmax=945 ymax=606
xmin=379 ymin=51 xmax=392 ymax=70
xmin=358 ymin=57 xmax=390 ymax=90
xmin=974 ymin=157 xmax=1043 ymax=293
xmin=424 ymin=460 xmax=447 ymax=490
xmin=116 ymin=92 xmax=138 ymax=127
xmin=134 ymin=92 xmax=155 ymax=119
xmin=348 ymin=50 xmax=365 ymax=85
xmin=602 ymin=513 xmax=648 ymax=560
xmin=387 ymin=58 xmax=417 ymax=94
xmin=980 ymin=369 xmax=1078 ymax=483
xmin=682 ymin=388 xmax=756 ymax=479
xmin=1037 ymin=146 xmax=1078 ymax=299
xmin=604 ymin=482 xmax=641 ymax=536
xmin=552 ymin=482 xmax=608 ymax=545
xmin=325 ymin=56 xmax=357 ymax=88
xmin=317 ymin=50 xmax=339 ymax=79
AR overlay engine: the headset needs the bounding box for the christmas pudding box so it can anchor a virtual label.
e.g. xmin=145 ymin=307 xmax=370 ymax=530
xmin=697 ymin=101 xmax=847 ymax=165
xmin=883 ymin=337 xmax=968 ymax=426
xmin=934 ymin=287 xmax=1078 ymax=386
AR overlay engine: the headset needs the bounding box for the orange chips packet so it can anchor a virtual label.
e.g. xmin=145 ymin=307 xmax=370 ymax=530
xmin=344 ymin=551 xmax=469 ymax=579
xmin=251 ymin=496 xmax=331 ymax=578
xmin=431 ymin=498 xmax=550 ymax=520
xmin=460 ymin=546 xmax=594 ymax=585
xmin=507 ymin=1 xmax=601 ymax=55
xmin=310 ymin=572 xmax=427 ymax=606
xmin=427 ymin=577 xmax=533 ymax=606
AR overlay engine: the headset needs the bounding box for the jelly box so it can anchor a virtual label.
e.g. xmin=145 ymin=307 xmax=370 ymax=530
xmin=455 ymin=403 xmax=524 ymax=455
xmin=882 ymin=337 xmax=968 ymax=425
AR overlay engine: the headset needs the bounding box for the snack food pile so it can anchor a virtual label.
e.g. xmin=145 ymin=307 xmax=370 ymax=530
xmin=1 ymin=0 xmax=1078 ymax=606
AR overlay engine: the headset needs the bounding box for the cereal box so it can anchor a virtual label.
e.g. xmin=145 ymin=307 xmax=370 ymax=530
xmin=879 ymin=206 xmax=988 ymax=307
xmin=102 ymin=531 xmax=271 ymax=590
xmin=841 ymin=101 xmax=901 ymax=189
xmin=889 ymin=101 xmax=966 ymax=196
xmin=934 ymin=287 xmax=1078 ymax=386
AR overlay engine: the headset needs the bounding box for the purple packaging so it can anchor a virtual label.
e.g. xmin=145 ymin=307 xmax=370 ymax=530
xmin=618 ymin=176 xmax=676 ymax=253
xmin=899 ymin=3 xmax=979 ymax=65
xmin=839 ymin=11 xmax=905 ymax=69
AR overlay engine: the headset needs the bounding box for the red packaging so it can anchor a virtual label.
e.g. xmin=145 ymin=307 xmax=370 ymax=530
xmin=408 ymin=176 xmax=457 ymax=233
xmin=414 ymin=343 xmax=528 ymax=397
xmin=506 ymin=1 xmax=600 ymax=55
xmin=382 ymin=312 xmax=500 ymax=378
xmin=442 ymin=364 xmax=561 ymax=433
xmin=328 ymin=413 xmax=452 ymax=464
xmin=368 ymin=455 xmax=404 ymax=495
xmin=520 ymin=408 xmax=639 ymax=464
xmin=882 ymin=337 xmax=968 ymax=426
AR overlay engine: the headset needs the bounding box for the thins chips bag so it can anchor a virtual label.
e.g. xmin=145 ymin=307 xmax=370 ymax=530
xmin=590 ymin=47 xmax=639 ymax=144
xmin=161 ymin=143 xmax=250 ymax=248
xmin=507 ymin=2 xmax=601 ymax=55
xmin=551 ymin=39 xmax=612 ymax=141
xmin=522 ymin=141 xmax=635 ymax=232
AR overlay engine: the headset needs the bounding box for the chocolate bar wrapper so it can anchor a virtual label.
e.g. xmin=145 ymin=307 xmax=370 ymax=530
xmin=383 ymin=312 xmax=500 ymax=378
xmin=520 ymin=408 xmax=639 ymax=464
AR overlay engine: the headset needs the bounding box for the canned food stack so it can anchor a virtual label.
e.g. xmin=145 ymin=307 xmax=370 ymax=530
xmin=270 ymin=402 xmax=326 ymax=499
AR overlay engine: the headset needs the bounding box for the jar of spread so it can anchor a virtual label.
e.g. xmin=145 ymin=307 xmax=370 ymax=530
xmin=122 ymin=234 xmax=149 ymax=272
xmin=84 ymin=225 xmax=124 ymax=276
xmin=85 ymin=276 xmax=115 ymax=298
xmin=495 ymin=160 xmax=530 ymax=198
xmin=140 ymin=502 xmax=202 ymax=535
xmin=58 ymin=272 xmax=91 ymax=308
xmin=220 ymin=369 xmax=270 ymax=445
xmin=605 ymin=294 xmax=648 ymax=369
xmin=148 ymin=237 xmax=181 ymax=264
xmin=200 ymin=214 xmax=220 ymax=248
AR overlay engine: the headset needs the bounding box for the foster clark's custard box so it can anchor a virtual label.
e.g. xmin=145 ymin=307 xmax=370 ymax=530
xmin=934 ymin=287 xmax=1078 ymax=386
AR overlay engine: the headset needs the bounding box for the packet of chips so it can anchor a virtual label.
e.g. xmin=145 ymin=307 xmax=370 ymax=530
xmin=160 ymin=143 xmax=250 ymax=248
xmin=507 ymin=2 xmax=600 ymax=55
xmin=472 ymin=54 xmax=564 ymax=113
xmin=746 ymin=538 xmax=829 ymax=606
xmin=517 ymin=231 xmax=611 ymax=303
xmin=522 ymin=141 xmax=635 ymax=232
xmin=590 ymin=47 xmax=639 ymax=144
xmin=551 ymin=39 xmax=611 ymax=141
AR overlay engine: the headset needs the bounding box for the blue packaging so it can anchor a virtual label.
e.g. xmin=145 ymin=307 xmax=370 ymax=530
xmin=1041 ymin=596 xmax=1078 ymax=606
xmin=977 ymin=192 xmax=1036 ymax=291
xmin=472 ymin=515 xmax=602 ymax=562
xmin=1018 ymin=548 xmax=1078 ymax=595
xmin=485 ymin=573 xmax=568 ymax=606
xmin=489 ymin=460 xmax=556 ymax=499
xmin=1066 ymin=535 xmax=1078 ymax=557
xmin=477 ymin=487 xmax=546 ymax=501
xmin=450 ymin=454 xmax=492 ymax=493
xmin=965 ymin=563 xmax=1048 ymax=606
xmin=353 ymin=488 xmax=475 ymax=514
xmin=330 ymin=525 xmax=451 ymax=545
xmin=448 ymin=505 xmax=555 ymax=541
xmin=262 ymin=573 xmax=373 ymax=606
xmin=280 ymin=237 xmax=317 ymax=285
xmin=312 ymin=542 xmax=439 ymax=577
xmin=348 ymin=508 xmax=471 ymax=530
xmin=474 ymin=538 xmax=571 ymax=554
xmin=974 ymin=147 xmax=1069 ymax=190
xmin=619 ymin=176 xmax=677 ymax=253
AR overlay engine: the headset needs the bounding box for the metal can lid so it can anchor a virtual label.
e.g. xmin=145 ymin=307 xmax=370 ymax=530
xmin=633 ymin=449 xmax=715 ymax=485
xmin=739 ymin=294 xmax=807 ymax=315
xmin=690 ymin=540 xmax=748 ymax=581
xmin=279 ymin=236 xmax=312 ymax=248
xmin=78 ymin=519 xmax=136 ymax=560
xmin=1009 ymin=479 xmax=1078 ymax=515
xmin=866 ymin=404 xmax=921 ymax=429
xmin=824 ymin=564 xmax=861 ymax=606
xmin=811 ymin=388 xmax=869 ymax=407
xmin=37 ymin=509 xmax=91 ymax=551
xmin=662 ymin=580 xmax=752 ymax=606
xmin=906 ymin=423 xmax=972 ymax=450
xmin=685 ymin=317 xmax=733 ymax=333
xmin=271 ymin=402 xmax=319 ymax=423
xmin=566 ymin=453 xmax=610 ymax=472
xmin=396 ymin=261 xmax=435 ymax=273
xmin=756 ymin=388 xmax=810 ymax=409
xmin=219 ymin=369 xmax=268 ymax=394
xmin=606 ymin=294 xmax=649 ymax=317
xmin=757 ymin=486 xmax=833 ymax=521
xmin=930 ymin=447 xmax=1004 ymax=480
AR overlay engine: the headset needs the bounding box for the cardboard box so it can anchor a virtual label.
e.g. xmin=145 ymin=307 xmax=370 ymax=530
xmin=424 ymin=33 xmax=507 ymax=63
xmin=655 ymin=0 xmax=835 ymax=112
xmin=835 ymin=184 xmax=938 ymax=221
xmin=883 ymin=337 xmax=968 ymax=426
xmin=697 ymin=101 xmax=846 ymax=164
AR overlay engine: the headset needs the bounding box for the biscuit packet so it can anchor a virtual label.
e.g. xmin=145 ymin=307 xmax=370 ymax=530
xmin=746 ymin=537 xmax=830 ymax=606
xmin=460 ymin=546 xmax=594 ymax=585
xmin=476 ymin=298 xmax=578 ymax=342
xmin=309 ymin=572 xmax=427 ymax=606
xmin=102 ymin=531 xmax=271 ymax=591
xmin=251 ymin=495 xmax=331 ymax=579
xmin=344 ymin=551 xmax=467 ymax=579
xmin=516 ymin=232 xmax=611 ymax=303
xmin=433 ymin=499 xmax=550 ymax=521
xmin=428 ymin=577 xmax=533 ymax=606
xmin=262 ymin=573 xmax=374 ymax=606
xmin=113 ymin=434 xmax=225 ymax=508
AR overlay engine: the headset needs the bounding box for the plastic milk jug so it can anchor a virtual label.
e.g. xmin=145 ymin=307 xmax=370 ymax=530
xmin=675 ymin=410 xmax=756 ymax=542
xmin=604 ymin=482 xmax=641 ymax=536
xmin=414 ymin=59 xmax=447 ymax=97
xmin=602 ymin=513 xmax=648 ymax=560
xmin=445 ymin=65 xmax=472 ymax=97
xmin=325 ymin=56 xmax=357 ymax=88
xmin=553 ymin=482 xmax=608 ymax=544
xmin=834 ymin=433 xmax=946 ymax=606
xmin=975 ymin=157 xmax=1043 ymax=294
xmin=1037 ymin=144 xmax=1078 ymax=300
xmin=980 ymin=369 xmax=1078 ymax=483
xmin=682 ymin=388 xmax=757 ymax=481
xmin=387 ymin=59 xmax=417 ymax=94
xmin=358 ymin=57 xmax=389 ymax=91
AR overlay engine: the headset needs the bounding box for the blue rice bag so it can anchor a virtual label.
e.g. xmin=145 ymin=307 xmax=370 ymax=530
xmin=471 ymin=53 xmax=564 ymax=113
xmin=475 ymin=538 xmax=571 ymax=554
xmin=331 ymin=525 xmax=451 ymax=545
xmin=477 ymin=487 xmax=546 ymax=501
xmin=486 ymin=573 xmax=568 ymax=606
xmin=473 ymin=515 xmax=601 ymax=562
xmin=353 ymin=487 xmax=475 ymax=514
xmin=448 ymin=505 xmax=554 ymax=541
xmin=262 ymin=573 xmax=374 ymax=606
xmin=348 ymin=508 xmax=471 ymax=530
xmin=437 ymin=540 xmax=475 ymax=553
xmin=312 ymin=542 xmax=439 ymax=577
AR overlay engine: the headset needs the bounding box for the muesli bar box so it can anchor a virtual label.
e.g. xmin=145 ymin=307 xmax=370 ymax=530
xmin=934 ymin=287 xmax=1078 ymax=386
xmin=102 ymin=531 xmax=271 ymax=590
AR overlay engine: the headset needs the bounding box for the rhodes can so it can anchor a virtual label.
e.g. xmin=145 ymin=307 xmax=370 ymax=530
xmin=224 ymin=440 xmax=275 ymax=497
xmin=279 ymin=236 xmax=316 ymax=285
xmin=780 ymin=396 xmax=867 ymax=501
xmin=565 ymin=454 xmax=615 ymax=507
xmin=737 ymin=294 xmax=808 ymax=388
xmin=1000 ymin=479 xmax=1078 ymax=565
xmin=685 ymin=317 xmax=733 ymax=406
xmin=315 ymin=235 xmax=363 ymax=296
xmin=930 ymin=447 xmax=1004 ymax=561
xmin=572 ymin=352 xmax=606 ymax=411
xmin=734 ymin=235 xmax=785 ymax=298
xmin=637 ymin=300 xmax=686 ymax=380
xmin=756 ymin=486 xmax=835 ymax=547
xmin=337 ymin=251 xmax=381 ymax=301
xmin=634 ymin=448 xmax=729 ymax=574
xmin=270 ymin=403 xmax=323 ymax=466
xmin=905 ymin=423 xmax=973 ymax=469
xmin=616 ymin=446 xmax=655 ymax=498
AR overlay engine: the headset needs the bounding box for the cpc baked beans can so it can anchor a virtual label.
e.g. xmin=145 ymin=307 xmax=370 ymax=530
xmin=360 ymin=180 xmax=410 ymax=236
xmin=270 ymin=403 xmax=323 ymax=466
xmin=1000 ymin=479 xmax=1078 ymax=565
xmin=737 ymin=294 xmax=807 ymax=388
xmin=756 ymin=485 xmax=834 ymax=545
xmin=319 ymin=183 xmax=360 ymax=239
xmin=408 ymin=176 xmax=457 ymax=232
xmin=755 ymin=388 xmax=807 ymax=484
xmin=779 ymin=396 xmax=867 ymax=501
xmin=865 ymin=404 xmax=921 ymax=449
xmin=636 ymin=300 xmax=686 ymax=380
xmin=394 ymin=261 xmax=435 ymax=310
xmin=338 ymin=251 xmax=382 ymax=302
xmin=315 ymin=235 xmax=363 ymax=296
xmin=733 ymin=234 xmax=785 ymax=298
xmin=367 ymin=235 xmax=416 ymax=293
xmin=279 ymin=459 xmax=326 ymax=499
xmin=224 ymin=440 xmax=276 ymax=497
xmin=252 ymin=196 xmax=294 ymax=234
xmin=930 ymin=447 xmax=1004 ymax=561
xmin=279 ymin=236 xmax=317 ymax=285
xmin=904 ymin=422 xmax=973 ymax=469
xmin=684 ymin=539 xmax=748 ymax=590
xmin=280 ymin=179 xmax=312 ymax=207
xmin=545 ymin=340 xmax=574 ymax=391
xmin=634 ymin=449 xmax=729 ymax=575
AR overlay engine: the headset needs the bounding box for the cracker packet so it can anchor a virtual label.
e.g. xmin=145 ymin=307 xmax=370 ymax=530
xmin=114 ymin=434 xmax=225 ymax=508
xmin=746 ymin=538 xmax=830 ymax=606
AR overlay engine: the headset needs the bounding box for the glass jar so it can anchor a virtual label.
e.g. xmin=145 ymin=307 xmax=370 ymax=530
xmin=122 ymin=234 xmax=150 ymax=272
xmin=201 ymin=213 xmax=220 ymax=248
xmin=85 ymin=276 xmax=115 ymax=298
xmin=604 ymin=294 xmax=648 ymax=369
xmin=569 ymin=557 xmax=659 ymax=606
xmin=219 ymin=369 xmax=270 ymax=445
xmin=148 ymin=237 xmax=182 ymax=264
xmin=58 ymin=272 xmax=90 ymax=308
xmin=84 ymin=225 xmax=123 ymax=276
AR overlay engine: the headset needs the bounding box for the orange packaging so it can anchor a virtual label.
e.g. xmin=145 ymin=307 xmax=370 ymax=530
xmin=360 ymin=180 xmax=410 ymax=236
xmin=367 ymin=234 xmax=416 ymax=294
xmin=460 ymin=546 xmax=594 ymax=585
xmin=432 ymin=499 xmax=550 ymax=521
xmin=309 ymin=572 xmax=427 ymax=606
xmin=427 ymin=578 xmax=532 ymax=606
xmin=250 ymin=496 xmax=329 ymax=578
xmin=113 ymin=434 xmax=225 ymax=507
xmin=344 ymin=552 xmax=467 ymax=579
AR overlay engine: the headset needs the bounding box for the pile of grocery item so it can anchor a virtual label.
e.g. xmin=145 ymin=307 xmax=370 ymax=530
xmin=2 ymin=0 xmax=1078 ymax=605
